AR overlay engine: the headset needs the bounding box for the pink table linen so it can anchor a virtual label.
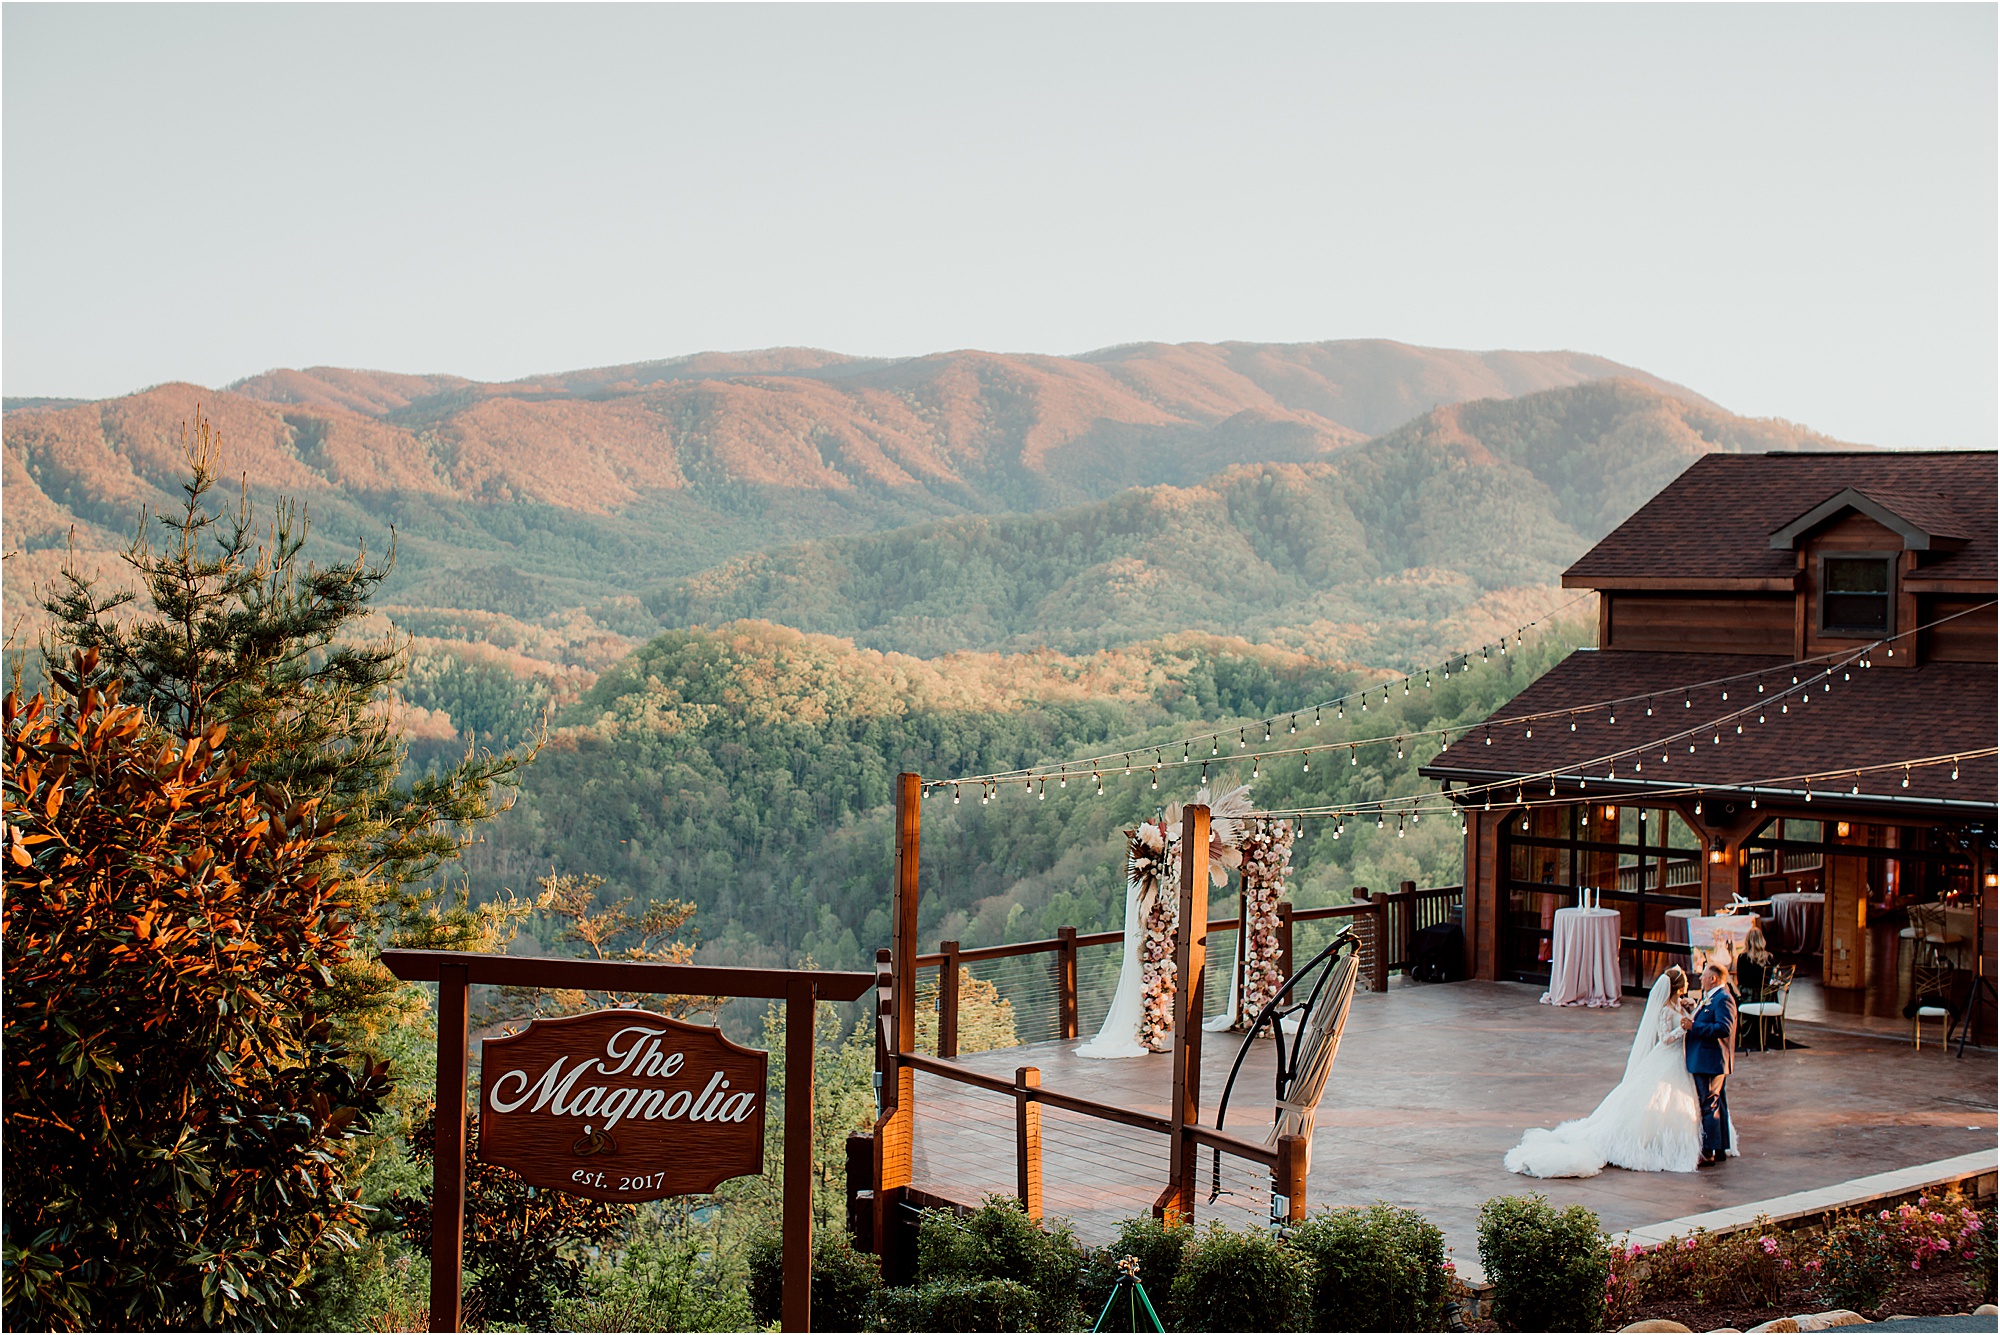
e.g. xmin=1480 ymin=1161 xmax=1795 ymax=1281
xmin=1541 ymin=906 xmax=1622 ymax=1008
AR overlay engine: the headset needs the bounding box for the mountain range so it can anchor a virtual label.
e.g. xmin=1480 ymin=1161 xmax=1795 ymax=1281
xmin=4 ymin=338 xmax=1838 ymax=674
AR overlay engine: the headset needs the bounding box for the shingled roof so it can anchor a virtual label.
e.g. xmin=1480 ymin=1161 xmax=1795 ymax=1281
xmin=1564 ymin=451 xmax=1997 ymax=587
xmin=1420 ymin=650 xmax=1996 ymax=815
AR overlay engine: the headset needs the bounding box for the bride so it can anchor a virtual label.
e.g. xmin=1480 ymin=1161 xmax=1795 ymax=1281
xmin=1505 ymin=966 xmax=1739 ymax=1178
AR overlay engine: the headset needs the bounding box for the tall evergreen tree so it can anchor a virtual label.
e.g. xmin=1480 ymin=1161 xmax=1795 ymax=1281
xmin=40 ymin=411 xmax=536 ymax=1030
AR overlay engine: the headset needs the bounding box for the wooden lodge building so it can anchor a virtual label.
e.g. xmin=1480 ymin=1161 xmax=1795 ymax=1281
xmin=1422 ymin=450 xmax=1997 ymax=1036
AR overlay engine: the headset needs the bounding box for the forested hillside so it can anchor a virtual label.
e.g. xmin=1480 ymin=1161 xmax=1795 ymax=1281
xmin=453 ymin=619 xmax=1585 ymax=977
xmin=2 ymin=340 xmax=1705 ymax=653
xmin=651 ymin=379 xmax=1850 ymax=661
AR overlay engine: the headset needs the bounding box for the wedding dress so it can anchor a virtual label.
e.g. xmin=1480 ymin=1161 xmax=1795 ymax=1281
xmin=1075 ymin=875 xmax=1151 ymax=1059
xmin=1504 ymin=974 xmax=1740 ymax=1178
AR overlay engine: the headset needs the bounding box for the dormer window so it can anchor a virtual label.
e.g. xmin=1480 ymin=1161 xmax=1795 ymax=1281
xmin=1821 ymin=555 xmax=1893 ymax=635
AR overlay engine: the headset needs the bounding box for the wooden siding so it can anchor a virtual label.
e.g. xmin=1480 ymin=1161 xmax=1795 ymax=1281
xmin=1603 ymin=592 xmax=1794 ymax=654
xmin=1920 ymin=598 xmax=1998 ymax=664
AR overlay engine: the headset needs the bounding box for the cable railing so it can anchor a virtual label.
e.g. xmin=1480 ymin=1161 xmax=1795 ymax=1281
xmin=876 ymin=883 xmax=1462 ymax=1241
xmin=913 ymin=884 xmax=1465 ymax=1057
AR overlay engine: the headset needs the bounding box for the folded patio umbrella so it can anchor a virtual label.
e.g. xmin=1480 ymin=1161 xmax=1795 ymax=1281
xmin=1270 ymin=945 xmax=1360 ymax=1178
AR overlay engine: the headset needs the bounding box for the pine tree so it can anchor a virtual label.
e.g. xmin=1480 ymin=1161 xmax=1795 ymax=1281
xmin=39 ymin=409 xmax=536 ymax=1032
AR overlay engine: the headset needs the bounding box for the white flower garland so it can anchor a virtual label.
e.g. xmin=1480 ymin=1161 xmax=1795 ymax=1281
xmin=1234 ymin=819 xmax=1294 ymax=1028
xmin=1125 ymin=786 xmax=1255 ymax=1051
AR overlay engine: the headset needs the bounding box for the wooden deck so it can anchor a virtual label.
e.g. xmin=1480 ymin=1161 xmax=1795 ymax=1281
xmin=909 ymin=978 xmax=1998 ymax=1267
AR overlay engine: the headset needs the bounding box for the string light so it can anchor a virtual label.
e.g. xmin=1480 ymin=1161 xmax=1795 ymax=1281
xmin=1301 ymin=756 xmax=1310 ymax=773
xmin=953 ymin=786 xmax=961 ymax=805
xmin=1397 ymin=814 xmax=1406 ymax=838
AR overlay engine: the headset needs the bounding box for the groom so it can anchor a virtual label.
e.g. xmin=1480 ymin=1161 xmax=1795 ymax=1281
xmin=1682 ymin=961 xmax=1737 ymax=1165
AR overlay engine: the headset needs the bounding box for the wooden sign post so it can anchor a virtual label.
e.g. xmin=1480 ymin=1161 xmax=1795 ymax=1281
xmin=382 ymin=950 xmax=874 ymax=1334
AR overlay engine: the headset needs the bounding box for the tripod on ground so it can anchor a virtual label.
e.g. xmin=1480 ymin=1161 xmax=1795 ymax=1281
xmin=1092 ymin=1256 xmax=1165 ymax=1333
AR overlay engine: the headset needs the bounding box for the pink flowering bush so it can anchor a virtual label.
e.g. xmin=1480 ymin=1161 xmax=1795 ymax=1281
xmin=1602 ymin=1191 xmax=1994 ymax=1325
xmin=1816 ymin=1213 xmax=1900 ymax=1312
xmin=1602 ymin=1218 xmax=1790 ymax=1321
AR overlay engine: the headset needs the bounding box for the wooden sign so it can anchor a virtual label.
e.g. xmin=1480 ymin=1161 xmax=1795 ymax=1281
xmin=478 ymin=1009 xmax=767 ymax=1201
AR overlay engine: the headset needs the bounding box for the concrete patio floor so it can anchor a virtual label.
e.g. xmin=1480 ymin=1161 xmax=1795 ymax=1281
xmin=908 ymin=978 xmax=1998 ymax=1270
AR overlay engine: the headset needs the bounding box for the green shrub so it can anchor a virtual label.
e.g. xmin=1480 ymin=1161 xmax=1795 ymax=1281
xmin=1815 ymin=1214 xmax=1900 ymax=1313
xmin=914 ymin=1197 xmax=1084 ymax=1330
xmin=557 ymin=1225 xmax=756 ymax=1333
xmin=747 ymin=1230 xmax=882 ymax=1331
xmin=865 ymin=1278 xmax=1040 ymax=1332
xmin=1168 ymin=1221 xmax=1314 ymax=1333
xmin=1078 ymin=1216 xmax=1189 ymax=1330
xmin=1476 ymin=1193 xmax=1608 ymax=1332
xmin=1291 ymin=1201 xmax=1453 ymax=1332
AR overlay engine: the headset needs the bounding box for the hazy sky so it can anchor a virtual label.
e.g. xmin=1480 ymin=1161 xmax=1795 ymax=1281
xmin=5 ymin=4 xmax=1993 ymax=449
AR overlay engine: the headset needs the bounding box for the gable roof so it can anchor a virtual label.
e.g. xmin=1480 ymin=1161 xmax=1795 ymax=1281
xmin=1768 ymin=486 xmax=1970 ymax=551
xmin=1565 ymin=451 xmax=1996 ymax=587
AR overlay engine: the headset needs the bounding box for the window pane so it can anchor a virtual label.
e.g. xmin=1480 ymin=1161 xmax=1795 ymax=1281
xmin=1824 ymin=592 xmax=1889 ymax=631
xmin=1826 ymin=558 xmax=1890 ymax=593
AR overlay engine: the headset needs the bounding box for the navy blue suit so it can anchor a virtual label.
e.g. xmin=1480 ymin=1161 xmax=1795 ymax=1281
xmin=1684 ymin=985 xmax=1736 ymax=1158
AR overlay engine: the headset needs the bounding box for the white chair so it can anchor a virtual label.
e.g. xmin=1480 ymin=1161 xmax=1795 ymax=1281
xmin=1738 ymin=964 xmax=1794 ymax=1052
xmin=1910 ymin=949 xmax=1956 ymax=1051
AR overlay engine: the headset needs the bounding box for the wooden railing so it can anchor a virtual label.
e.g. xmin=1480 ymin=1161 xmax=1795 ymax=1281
xmin=916 ymin=884 xmax=1463 ymax=1059
xmin=874 ymin=951 xmax=1312 ymax=1229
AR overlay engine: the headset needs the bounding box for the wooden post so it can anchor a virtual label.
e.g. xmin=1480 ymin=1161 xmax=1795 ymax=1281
xmin=938 ymin=941 xmax=960 ymax=1059
xmin=429 ymin=962 xmax=469 ymax=1334
xmin=1055 ymin=926 xmax=1079 ymax=1040
xmin=1369 ymin=892 xmax=1391 ymax=993
xmin=1161 ymin=804 xmax=1210 ymax=1223
xmin=783 ymin=976 xmax=817 ymax=1333
xmin=1274 ymin=1133 xmax=1309 ymax=1224
xmin=845 ymin=1132 xmax=875 ymax=1253
xmin=1395 ymin=880 xmax=1417 ymax=975
xmin=1277 ymin=900 xmax=1294 ymax=1005
xmin=1014 ymin=1067 xmax=1043 ymax=1219
xmin=875 ymin=777 xmax=921 ymax=1278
